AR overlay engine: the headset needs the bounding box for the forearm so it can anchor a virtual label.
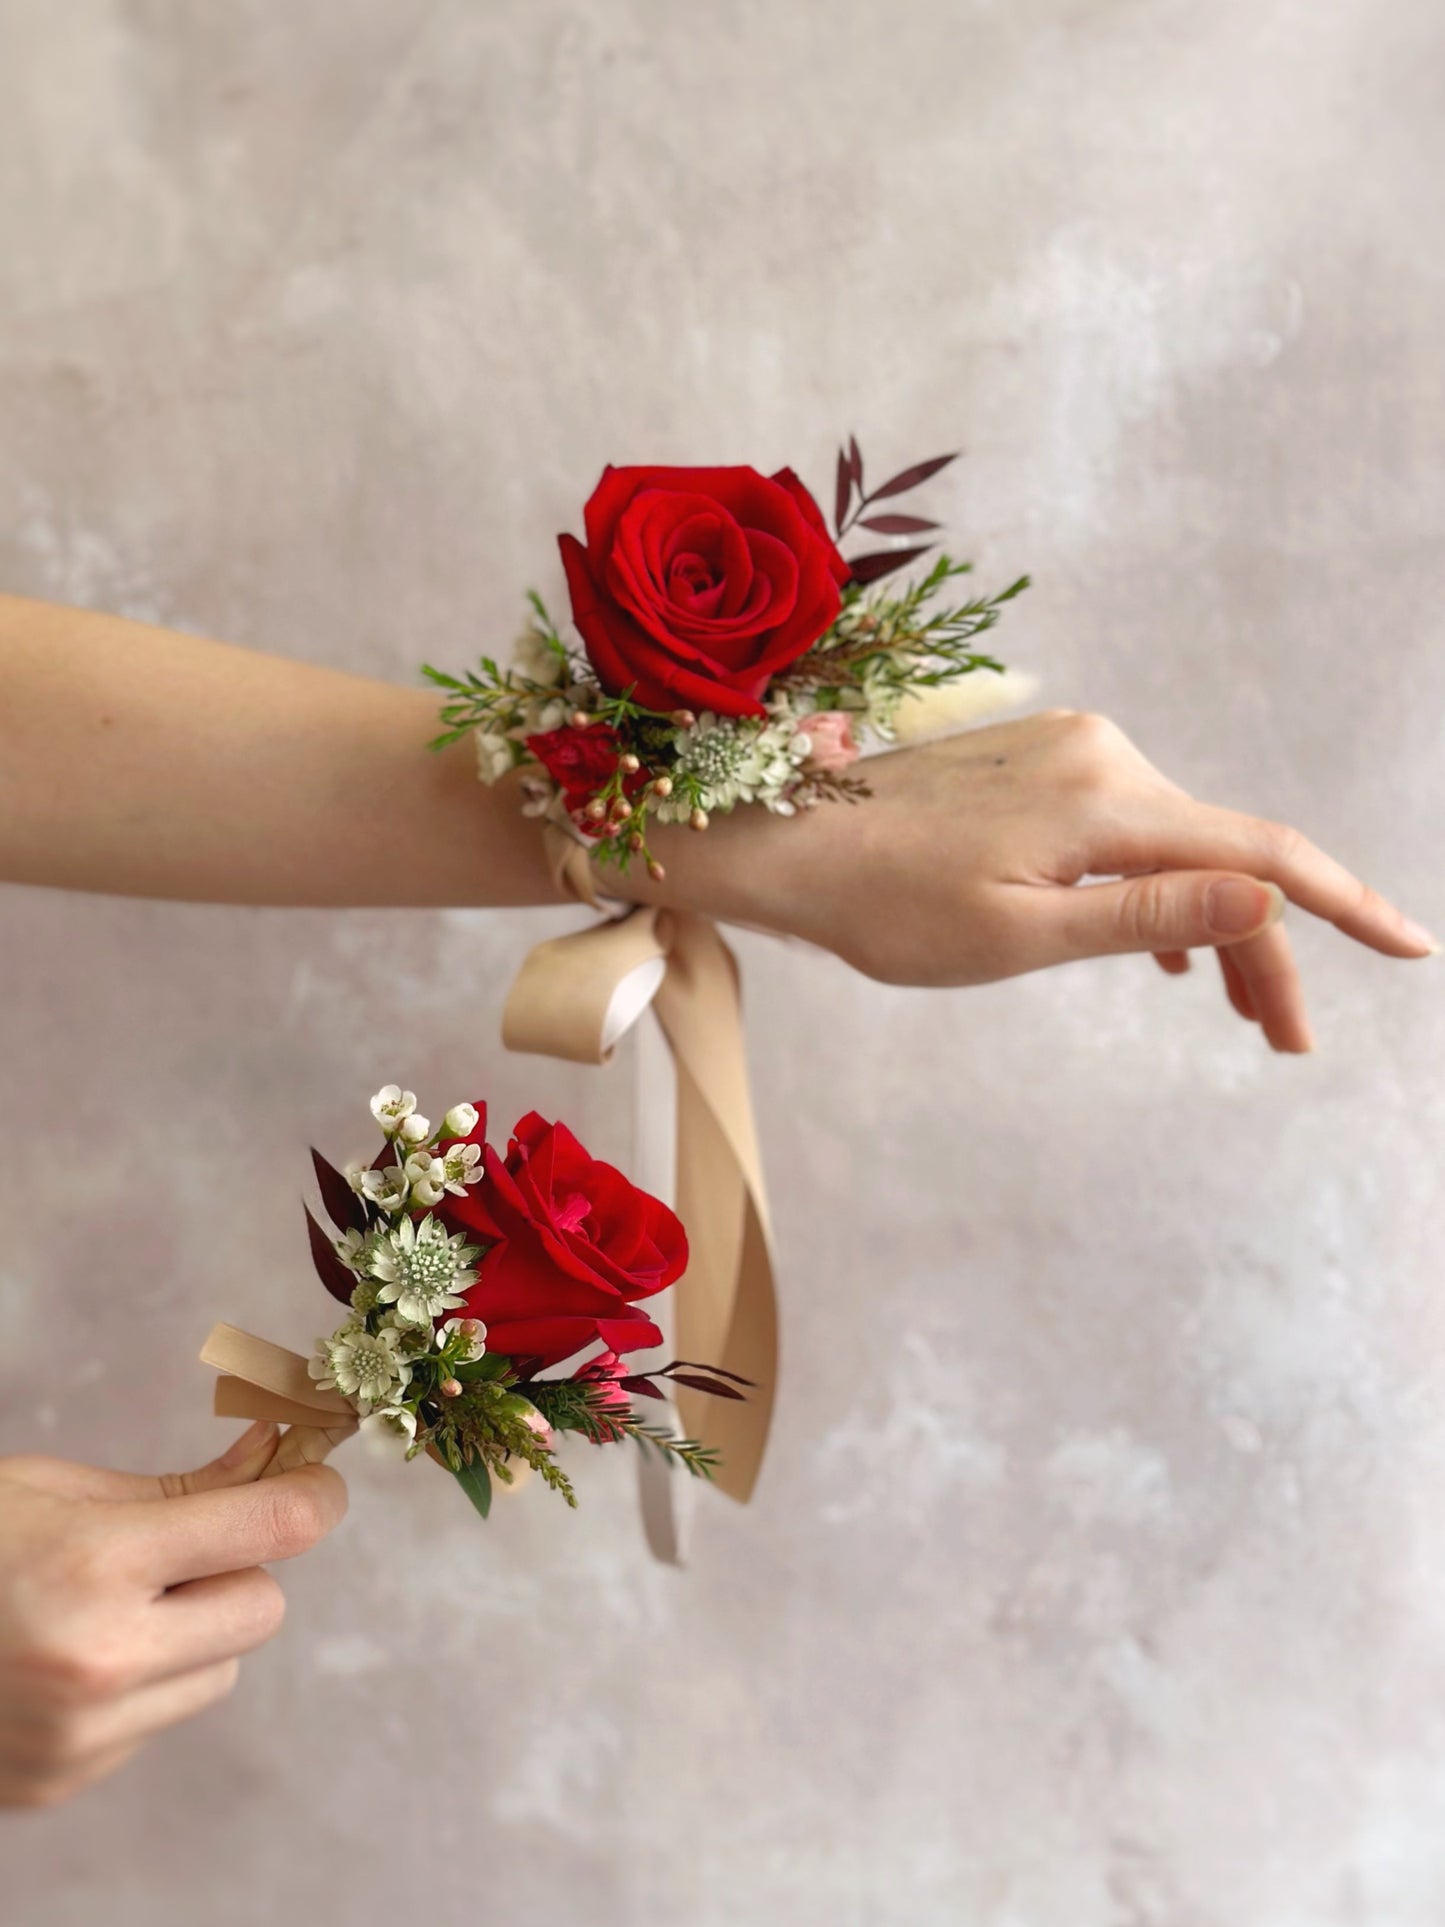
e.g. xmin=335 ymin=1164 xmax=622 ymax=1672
xmin=0 ymin=596 xmax=555 ymax=907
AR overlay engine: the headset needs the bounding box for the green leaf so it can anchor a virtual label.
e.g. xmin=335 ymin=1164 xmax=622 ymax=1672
xmin=453 ymin=1459 xmax=493 ymax=1519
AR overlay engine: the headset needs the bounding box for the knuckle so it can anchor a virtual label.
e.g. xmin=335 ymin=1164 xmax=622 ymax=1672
xmin=26 ymin=1634 xmax=133 ymax=1707
xmin=238 ymin=1567 xmax=288 ymax=1643
xmin=1116 ymin=876 xmax=1170 ymax=948
xmin=1260 ymin=819 xmax=1305 ymax=867
xmin=257 ymin=1481 xmax=326 ymax=1559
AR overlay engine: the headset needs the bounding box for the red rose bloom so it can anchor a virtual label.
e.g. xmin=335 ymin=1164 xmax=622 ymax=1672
xmin=523 ymin=722 xmax=643 ymax=815
xmin=440 ymin=1112 xmax=688 ymax=1367
xmin=558 ymin=464 xmax=850 ymax=719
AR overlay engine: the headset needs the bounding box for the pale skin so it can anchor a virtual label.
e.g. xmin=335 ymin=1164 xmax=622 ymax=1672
xmin=0 ymin=1424 xmax=345 ymax=1808
xmin=0 ymin=595 xmax=1435 ymax=1806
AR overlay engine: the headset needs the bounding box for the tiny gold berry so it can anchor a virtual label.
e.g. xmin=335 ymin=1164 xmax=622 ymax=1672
xmin=440 ymin=1378 xmax=463 ymax=1399
xmin=647 ymin=858 xmax=666 ymax=882
xmin=689 ymin=807 xmax=709 ymax=832
xmin=651 ymin=775 xmax=674 ymax=798
xmin=619 ymin=752 xmax=641 ymax=772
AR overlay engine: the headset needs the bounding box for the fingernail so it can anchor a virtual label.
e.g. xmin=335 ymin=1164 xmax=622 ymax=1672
xmin=1206 ymin=879 xmax=1284 ymax=938
xmin=1400 ymin=917 xmax=1440 ymax=954
xmin=219 ymin=1419 xmax=278 ymax=1468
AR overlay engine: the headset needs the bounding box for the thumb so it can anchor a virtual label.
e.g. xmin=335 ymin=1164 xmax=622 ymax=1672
xmin=1049 ymin=872 xmax=1286 ymax=960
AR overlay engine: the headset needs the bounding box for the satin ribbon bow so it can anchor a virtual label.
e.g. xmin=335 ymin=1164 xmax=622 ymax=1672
xmin=201 ymin=1323 xmax=358 ymax=1475
xmin=502 ymin=826 xmax=778 ymax=1508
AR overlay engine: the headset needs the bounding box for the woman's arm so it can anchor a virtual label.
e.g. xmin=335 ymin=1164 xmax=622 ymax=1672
xmin=1 ymin=596 xmax=1433 ymax=1051
xmin=0 ymin=595 xmax=556 ymax=907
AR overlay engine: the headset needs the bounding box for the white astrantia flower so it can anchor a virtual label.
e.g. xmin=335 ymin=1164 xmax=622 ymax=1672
xmin=444 ymin=1102 xmax=479 ymax=1138
xmin=474 ymin=729 xmax=516 ymax=786
xmin=370 ymin=1085 xmax=417 ymax=1134
xmin=334 ymin=1227 xmax=374 ymax=1272
xmin=369 ymin=1214 xmax=479 ymax=1327
xmin=361 ymin=1165 xmax=410 ymax=1214
xmin=441 ymin=1141 xmax=483 ymax=1195
xmin=404 ymin=1151 xmax=447 ymax=1208
xmin=310 ymin=1322 xmax=412 ymax=1409
xmin=657 ymin=714 xmax=810 ymax=821
xmin=440 ymin=1315 xmax=488 ymax=1360
xmin=397 ymin=1113 xmax=432 ymax=1146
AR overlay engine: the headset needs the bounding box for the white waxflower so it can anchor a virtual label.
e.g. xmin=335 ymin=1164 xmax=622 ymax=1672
xmin=397 ymin=1113 xmax=432 ymax=1146
xmin=441 ymin=1141 xmax=483 ymax=1195
xmin=344 ymin=1159 xmax=372 ymax=1196
xmin=474 ymin=729 xmax=516 ymax=786
xmin=310 ymin=1322 xmax=411 ymax=1408
xmin=360 ymin=1165 xmax=410 ymax=1214
xmin=358 ymin=1403 xmax=419 ymax=1461
xmin=369 ymin=1215 xmax=479 ymax=1326
xmin=512 ymin=622 xmax=567 ymax=687
xmin=370 ymin=1085 xmax=418 ymax=1134
xmin=404 ymin=1152 xmax=447 ymax=1207
xmin=529 ymin=695 xmax=572 ymax=734
xmin=440 ymin=1316 xmax=488 ymax=1360
xmin=444 ymin=1102 xmax=479 ymax=1137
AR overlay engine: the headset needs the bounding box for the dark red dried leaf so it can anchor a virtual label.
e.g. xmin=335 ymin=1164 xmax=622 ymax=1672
xmin=305 ymin=1203 xmax=357 ymax=1306
xmin=847 ymin=434 xmax=863 ymax=490
xmin=311 ymin=1147 xmax=365 ymax=1233
xmin=833 ymin=449 xmax=851 ymax=535
xmin=846 ymin=543 xmax=935 ymax=585
xmin=667 ymin=1371 xmax=747 ymax=1401
xmin=868 ymin=452 xmax=959 ymax=501
xmin=665 ymin=1359 xmax=758 ymax=1386
xmin=620 ymin=1376 xmax=667 ymax=1401
xmin=858 ymin=513 xmax=941 ymax=535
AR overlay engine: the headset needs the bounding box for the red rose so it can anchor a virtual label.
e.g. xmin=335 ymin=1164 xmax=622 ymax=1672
xmin=558 ymin=464 xmax=849 ymax=719
xmin=440 ymin=1112 xmax=688 ymax=1367
xmin=523 ymin=722 xmax=642 ymax=815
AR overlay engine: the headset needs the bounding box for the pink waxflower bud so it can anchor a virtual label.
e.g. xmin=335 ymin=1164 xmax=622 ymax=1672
xmin=800 ymin=710 xmax=859 ymax=774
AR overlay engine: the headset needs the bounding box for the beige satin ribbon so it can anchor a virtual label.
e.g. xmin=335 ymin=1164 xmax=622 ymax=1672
xmin=502 ymin=827 xmax=778 ymax=1507
xmin=201 ymin=1322 xmax=358 ymax=1475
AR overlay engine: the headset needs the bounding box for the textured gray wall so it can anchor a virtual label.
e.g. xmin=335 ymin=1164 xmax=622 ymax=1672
xmin=2 ymin=3 xmax=1443 ymax=1922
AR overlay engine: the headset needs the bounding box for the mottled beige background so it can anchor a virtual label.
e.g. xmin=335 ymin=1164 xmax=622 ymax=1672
xmin=2 ymin=3 xmax=1443 ymax=1922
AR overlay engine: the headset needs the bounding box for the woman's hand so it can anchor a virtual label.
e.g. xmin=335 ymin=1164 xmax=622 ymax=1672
xmin=625 ymin=709 xmax=1437 ymax=1053
xmin=0 ymin=1424 xmax=346 ymax=1808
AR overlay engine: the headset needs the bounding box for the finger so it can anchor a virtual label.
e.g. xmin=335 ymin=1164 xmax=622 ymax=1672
xmin=137 ymin=1567 xmax=287 ymax=1684
xmin=10 ymin=1662 xmax=240 ymax=1787
xmin=1029 ymin=871 xmax=1286 ymax=963
xmin=2 ymin=1423 xmax=281 ymax=1505
xmin=1217 ymin=947 xmax=1258 ymax=1023
xmin=1224 ymin=923 xmax=1314 ymax=1053
xmin=0 ymin=1740 xmax=141 ymax=1810
xmin=1128 ymin=803 xmax=1437 ymax=958
xmin=123 ymin=1462 xmax=348 ymax=1587
xmin=1153 ymin=950 xmax=1191 ymax=976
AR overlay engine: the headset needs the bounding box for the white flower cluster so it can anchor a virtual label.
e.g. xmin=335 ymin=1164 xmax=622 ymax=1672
xmin=308 ymin=1087 xmax=490 ymax=1444
xmin=654 ymin=712 xmax=812 ymax=821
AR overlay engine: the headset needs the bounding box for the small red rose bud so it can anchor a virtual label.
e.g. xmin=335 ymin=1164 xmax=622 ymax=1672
xmin=650 ymin=775 xmax=674 ymax=798
xmin=569 ymin=709 xmax=592 ymax=729
xmin=584 ymin=796 xmax=608 ymax=821
xmin=440 ymin=1378 xmax=463 ymax=1399
xmin=647 ymin=858 xmax=666 ymax=882
xmin=619 ymin=752 xmax=641 ymax=773
xmin=671 ymin=709 xmax=696 ymax=728
xmin=689 ymin=807 xmax=709 ymax=832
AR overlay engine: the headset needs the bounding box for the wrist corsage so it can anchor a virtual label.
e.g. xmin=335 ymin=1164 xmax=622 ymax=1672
xmin=424 ymin=441 xmax=1028 ymax=876
xmin=202 ymin=1085 xmax=746 ymax=1523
